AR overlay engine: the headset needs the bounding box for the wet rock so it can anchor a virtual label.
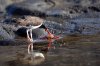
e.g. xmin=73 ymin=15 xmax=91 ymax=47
xmin=5 ymin=0 xmax=100 ymax=19
xmin=68 ymin=18 xmax=100 ymax=35
xmin=0 ymin=23 xmax=16 ymax=40
xmin=0 ymin=0 xmax=24 ymax=12
xmin=88 ymin=6 xmax=100 ymax=12
xmin=1 ymin=14 xmax=100 ymax=39
xmin=44 ymin=21 xmax=64 ymax=35
xmin=6 ymin=0 xmax=53 ymax=17
xmin=73 ymin=12 xmax=100 ymax=18
xmin=44 ymin=12 xmax=100 ymax=35
xmin=44 ymin=21 xmax=79 ymax=35
xmin=1 ymin=0 xmax=100 ymax=39
xmin=0 ymin=0 xmax=12 ymax=12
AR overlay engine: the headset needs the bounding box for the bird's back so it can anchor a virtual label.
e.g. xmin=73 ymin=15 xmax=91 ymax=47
xmin=17 ymin=16 xmax=44 ymax=26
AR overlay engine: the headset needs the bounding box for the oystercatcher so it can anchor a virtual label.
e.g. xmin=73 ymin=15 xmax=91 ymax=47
xmin=16 ymin=16 xmax=59 ymax=54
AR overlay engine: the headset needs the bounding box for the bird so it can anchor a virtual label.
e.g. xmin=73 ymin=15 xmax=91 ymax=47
xmin=26 ymin=24 xmax=55 ymax=54
xmin=16 ymin=16 xmax=59 ymax=54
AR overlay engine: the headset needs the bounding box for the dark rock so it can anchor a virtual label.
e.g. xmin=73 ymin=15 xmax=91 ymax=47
xmin=15 ymin=27 xmax=27 ymax=37
xmin=6 ymin=0 xmax=52 ymax=17
xmin=5 ymin=0 xmax=100 ymax=19
xmin=0 ymin=23 xmax=16 ymax=40
xmin=6 ymin=5 xmax=46 ymax=17
xmin=0 ymin=0 xmax=25 ymax=12
xmin=0 ymin=0 xmax=12 ymax=12
xmin=68 ymin=17 xmax=100 ymax=35
xmin=88 ymin=6 xmax=100 ymax=12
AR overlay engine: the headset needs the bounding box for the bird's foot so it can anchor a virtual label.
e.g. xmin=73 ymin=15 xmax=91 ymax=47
xmin=47 ymin=47 xmax=50 ymax=50
xmin=47 ymin=42 xmax=56 ymax=50
xmin=52 ymin=46 xmax=56 ymax=49
xmin=47 ymin=46 xmax=56 ymax=50
xmin=27 ymin=38 xmax=33 ymax=43
xmin=53 ymin=35 xmax=60 ymax=40
xmin=47 ymin=43 xmax=51 ymax=50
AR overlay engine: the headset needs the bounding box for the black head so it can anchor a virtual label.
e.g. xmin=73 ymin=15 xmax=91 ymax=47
xmin=39 ymin=24 xmax=47 ymax=29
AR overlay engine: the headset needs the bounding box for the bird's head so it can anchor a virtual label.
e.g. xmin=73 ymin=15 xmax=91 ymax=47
xmin=39 ymin=24 xmax=59 ymax=39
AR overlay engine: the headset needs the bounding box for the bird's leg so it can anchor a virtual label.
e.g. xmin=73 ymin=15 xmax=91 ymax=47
xmin=27 ymin=29 xmax=31 ymax=42
xmin=27 ymin=29 xmax=34 ymax=54
xmin=28 ymin=44 xmax=31 ymax=54
xmin=28 ymin=43 xmax=33 ymax=54
xmin=46 ymin=29 xmax=59 ymax=49
xmin=28 ymin=29 xmax=33 ymax=42
xmin=47 ymin=38 xmax=52 ymax=49
xmin=30 ymin=29 xmax=33 ymax=52
xmin=27 ymin=29 xmax=31 ymax=54
xmin=45 ymin=29 xmax=54 ymax=49
xmin=48 ymin=38 xmax=56 ymax=49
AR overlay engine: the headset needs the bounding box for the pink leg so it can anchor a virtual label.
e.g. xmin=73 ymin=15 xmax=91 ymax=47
xmin=27 ymin=29 xmax=31 ymax=41
xmin=30 ymin=29 xmax=33 ymax=52
xmin=28 ymin=44 xmax=31 ymax=54
xmin=30 ymin=43 xmax=33 ymax=52
xmin=27 ymin=29 xmax=33 ymax=54
xmin=28 ymin=43 xmax=33 ymax=54
xmin=47 ymin=40 xmax=55 ymax=49
xmin=47 ymin=39 xmax=52 ymax=49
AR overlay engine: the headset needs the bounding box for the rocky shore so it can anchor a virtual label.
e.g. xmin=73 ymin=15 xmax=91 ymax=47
xmin=0 ymin=0 xmax=100 ymax=66
xmin=0 ymin=0 xmax=100 ymax=40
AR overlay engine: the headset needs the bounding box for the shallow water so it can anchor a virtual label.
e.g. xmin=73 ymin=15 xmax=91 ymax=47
xmin=0 ymin=35 xmax=100 ymax=66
